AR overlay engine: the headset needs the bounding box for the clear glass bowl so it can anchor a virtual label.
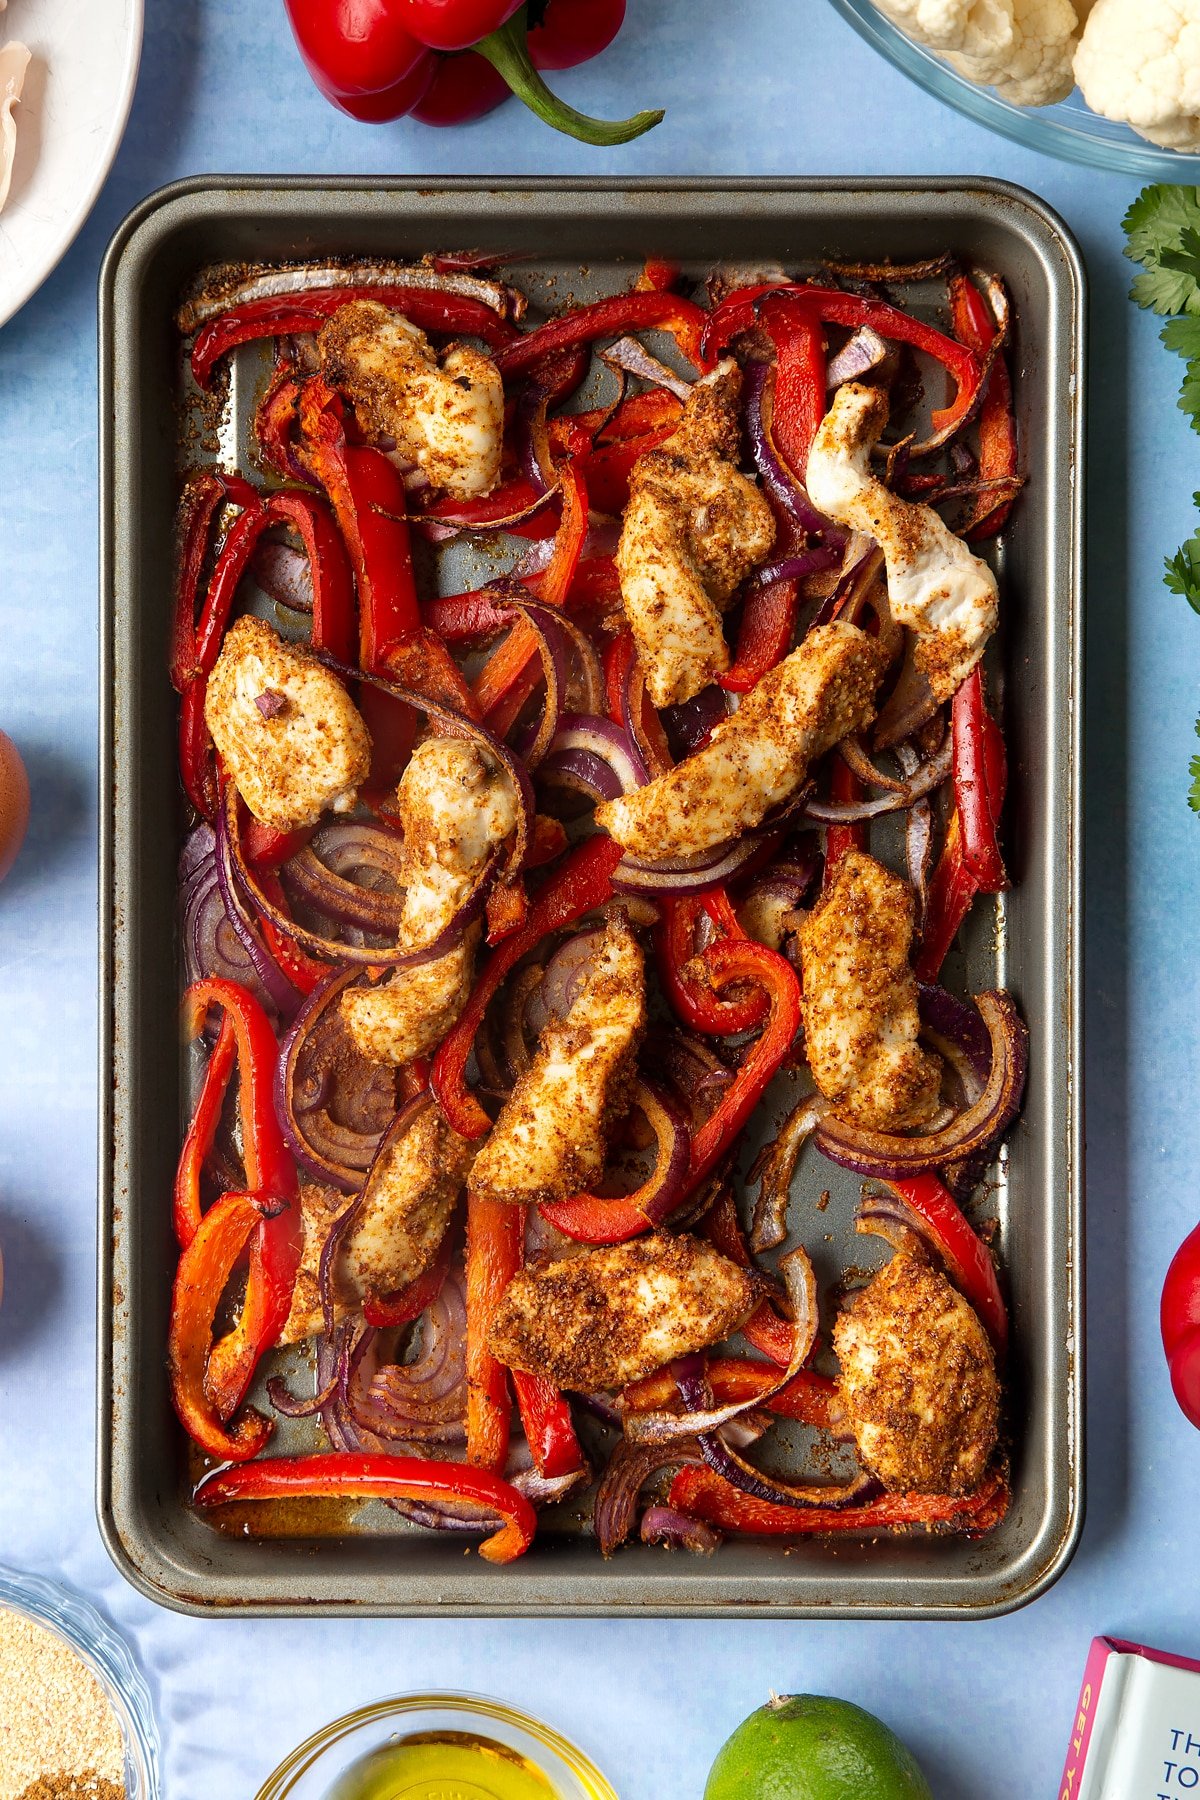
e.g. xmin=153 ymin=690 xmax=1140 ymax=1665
xmin=254 ymin=1692 xmax=619 ymax=1800
xmin=0 ymin=1564 xmax=161 ymax=1798
xmin=827 ymin=0 xmax=1200 ymax=177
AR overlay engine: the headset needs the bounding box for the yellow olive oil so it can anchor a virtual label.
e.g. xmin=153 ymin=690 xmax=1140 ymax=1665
xmin=325 ymin=1730 xmax=560 ymax=1800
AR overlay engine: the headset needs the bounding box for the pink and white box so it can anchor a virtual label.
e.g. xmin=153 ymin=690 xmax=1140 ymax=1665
xmin=1060 ymin=1638 xmax=1200 ymax=1799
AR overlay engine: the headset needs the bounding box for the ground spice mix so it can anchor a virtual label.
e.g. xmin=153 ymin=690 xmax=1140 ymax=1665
xmin=0 ymin=1608 xmax=125 ymax=1800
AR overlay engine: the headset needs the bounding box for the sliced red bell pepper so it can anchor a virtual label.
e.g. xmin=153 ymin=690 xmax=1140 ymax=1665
xmin=168 ymin=1191 xmax=279 ymax=1462
xmin=705 ymin=283 xmax=982 ymax=448
xmin=432 ymin=832 xmax=624 ymax=1136
xmin=686 ymin=939 xmax=801 ymax=1194
xmin=949 ymin=271 xmax=1018 ymax=540
xmin=413 ymin=474 xmax=558 ymax=542
xmin=254 ymin=366 xmax=305 ymax=482
xmin=656 ymin=894 xmax=768 ymax=1036
xmin=668 ymin=1462 xmax=1009 ymax=1538
xmin=623 ymin=1357 xmax=837 ymax=1430
xmin=951 ymin=666 xmax=1008 ymax=893
xmin=550 ymin=388 xmax=682 ymax=458
xmin=362 ymin=1233 xmax=452 ymax=1328
xmin=823 ymin=757 xmax=865 ymax=886
xmin=494 ymin=290 xmax=711 ymax=382
xmin=485 ymin=875 xmax=529 ymax=943
xmin=173 ymin=1013 xmax=237 ymax=1248
xmin=195 ymin=1451 xmax=537 ymax=1563
xmin=180 ymin=979 xmax=302 ymax=1415
xmin=604 ymin=628 xmax=672 ymax=776
xmin=466 ymin=1192 xmax=523 ymax=1471
xmin=761 ymin=295 xmax=826 ymax=479
xmin=883 ymin=1173 xmax=1008 ymax=1353
xmin=170 ymin=470 xmax=260 ymax=692
xmin=266 ymin=490 xmax=358 ymax=665
xmin=917 ymin=699 xmax=1007 ymax=982
xmin=512 ymin=1369 xmax=584 ymax=1479
xmin=572 ymin=427 xmax=675 ymax=515
xmin=703 ymin=1187 xmax=797 ymax=1368
xmin=179 ymin=678 xmax=219 ymax=821
xmin=720 ymin=576 xmax=800 ymax=695
xmin=191 ymin=286 xmax=518 ymax=389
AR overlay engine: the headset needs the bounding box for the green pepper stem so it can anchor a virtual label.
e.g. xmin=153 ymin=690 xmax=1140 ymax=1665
xmin=476 ymin=6 xmax=663 ymax=146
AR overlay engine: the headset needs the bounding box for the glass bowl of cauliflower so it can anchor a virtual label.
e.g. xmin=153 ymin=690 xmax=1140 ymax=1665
xmin=828 ymin=0 xmax=1200 ymax=174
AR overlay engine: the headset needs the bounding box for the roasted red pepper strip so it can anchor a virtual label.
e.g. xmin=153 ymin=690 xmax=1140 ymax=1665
xmin=656 ymin=895 xmax=768 ymax=1036
xmin=703 ymin=1187 xmax=797 ymax=1367
xmin=191 ymin=287 xmax=517 ymax=389
xmin=170 ymin=471 xmax=260 ymax=691
xmin=668 ymin=1462 xmax=1010 ymax=1538
xmin=686 ymin=940 xmax=801 ymax=1194
xmin=363 ymin=1233 xmax=452 ymax=1328
xmin=179 ymin=678 xmax=219 ymax=821
xmin=951 ymin=666 xmax=1008 ymax=893
xmin=495 ymin=291 xmax=711 ymax=382
xmin=173 ymin=1013 xmax=237 ymax=1248
xmin=884 ymin=1174 xmax=1008 ymax=1353
xmin=180 ymin=980 xmax=301 ymax=1414
xmin=168 ymin=1191 xmax=278 ymax=1462
xmin=512 ymin=1369 xmax=585 ymax=1479
xmin=604 ymin=628 xmax=672 ymax=775
xmin=551 ymin=388 xmax=682 ymax=458
xmin=195 ymin=1451 xmax=537 ymax=1563
xmin=432 ymin=833 xmax=624 ymax=1136
xmin=705 ymin=284 xmax=982 ymax=446
xmin=823 ymin=757 xmax=865 ymax=885
xmin=949 ymin=271 xmax=1018 ymax=540
xmin=623 ymin=1357 xmax=837 ymax=1429
xmin=720 ymin=576 xmax=800 ymax=695
xmin=466 ymin=1193 xmax=523 ymax=1470
xmin=917 ymin=702 xmax=1007 ymax=981
xmin=761 ymin=296 xmax=826 ymax=478
xmin=267 ymin=490 xmax=358 ymax=665
xmin=413 ymin=474 xmax=557 ymax=542
xmin=255 ymin=870 xmax=330 ymax=996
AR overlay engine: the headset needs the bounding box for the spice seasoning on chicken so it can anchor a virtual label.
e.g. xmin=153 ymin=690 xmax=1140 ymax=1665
xmin=0 ymin=1609 xmax=126 ymax=1800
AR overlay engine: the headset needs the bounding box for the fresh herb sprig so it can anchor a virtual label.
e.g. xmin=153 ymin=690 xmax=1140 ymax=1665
xmin=1123 ymin=185 xmax=1200 ymax=806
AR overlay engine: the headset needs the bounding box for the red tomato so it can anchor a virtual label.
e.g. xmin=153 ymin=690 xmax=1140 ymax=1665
xmin=0 ymin=731 xmax=29 ymax=884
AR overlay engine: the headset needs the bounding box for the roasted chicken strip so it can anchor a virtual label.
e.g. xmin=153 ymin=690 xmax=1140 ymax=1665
xmin=468 ymin=917 xmax=645 ymax=1208
xmin=489 ymin=1232 xmax=759 ymax=1391
xmin=597 ymin=621 xmax=890 ymax=860
xmin=342 ymin=736 xmax=517 ymax=1067
xmin=318 ymin=299 xmax=504 ymax=498
xmin=277 ymin=1109 xmax=474 ymax=1344
xmin=618 ymin=360 xmax=775 ymax=707
xmin=832 ymin=1253 xmax=1000 ymax=1495
xmin=806 ymin=382 xmax=998 ymax=729
xmin=798 ymin=849 xmax=942 ymax=1131
xmin=204 ymin=615 xmax=371 ymax=831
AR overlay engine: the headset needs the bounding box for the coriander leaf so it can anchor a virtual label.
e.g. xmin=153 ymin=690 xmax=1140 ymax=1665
xmin=1130 ymin=266 xmax=1200 ymax=316
xmin=1123 ymin=185 xmax=1200 ymax=269
xmin=1161 ymin=316 xmax=1200 ymax=360
xmin=1165 ymin=534 xmax=1200 ymax=612
xmin=1190 ymin=717 xmax=1200 ymax=815
xmin=1180 ymin=364 xmax=1200 ymax=434
xmin=1157 ymin=225 xmax=1200 ymax=282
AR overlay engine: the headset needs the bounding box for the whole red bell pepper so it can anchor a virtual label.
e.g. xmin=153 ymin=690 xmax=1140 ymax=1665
xmin=668 ymin=1463 xmax=1009 ymax=1538
xmin=1162 ymin=1223 xmax=1200 ymax=1431
xmin=195 ymin=1451 xmax=537 ymax=1563
xmin=512 ymin=1369 xmax=584 ymax=1478
xmin=432 ymin=832 xmax=624 ymax=1136
xmin=529 ymin=0 xmax=625 ymax=68
xmin=168 ymin=1191 xmax=280 ymax=1463
xmin=411 ymin=50 xmax=510 ymax=123
xmin=283 ymin=0 xmax=435 ymax=119
xmin=466 ymin=1193 xmax=523 ymax=1470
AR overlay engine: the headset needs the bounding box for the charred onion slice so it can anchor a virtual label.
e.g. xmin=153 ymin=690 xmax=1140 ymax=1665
xmin=175 ymin=260 xmax=521 ymax=334
xmin=276 ymin=967 xmax=397 ymax=1191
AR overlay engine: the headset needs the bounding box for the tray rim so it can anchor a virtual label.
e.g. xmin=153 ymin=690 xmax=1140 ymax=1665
xmin=97 ymin=172 xmax=1086 ymax=1619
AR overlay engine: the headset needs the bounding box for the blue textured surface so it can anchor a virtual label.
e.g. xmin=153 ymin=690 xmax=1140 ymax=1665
xmin=0 ymin=2 xmax=1197 ymax=1794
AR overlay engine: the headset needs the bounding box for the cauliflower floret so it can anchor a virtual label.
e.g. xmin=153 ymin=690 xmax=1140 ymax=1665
xmin=947 ymin=0 xmax=1079 ymax=106
xmin=1075 ymin=0 xmax=1200 ymax=150
xmin=873 ymin=0 xmax=1014 ymax=57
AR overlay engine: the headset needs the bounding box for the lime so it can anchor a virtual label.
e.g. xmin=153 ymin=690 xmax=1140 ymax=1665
xmin=703 ymin=1694 xmax=934 ymax=1800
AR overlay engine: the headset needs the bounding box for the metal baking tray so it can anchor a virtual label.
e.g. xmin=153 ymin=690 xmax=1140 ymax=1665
xmin=98 ymin=177 xmax=1085 ymax=1618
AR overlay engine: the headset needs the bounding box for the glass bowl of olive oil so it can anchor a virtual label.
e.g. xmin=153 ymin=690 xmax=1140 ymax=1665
xmin=254 ymin=1692 xmax=619 ymax=1800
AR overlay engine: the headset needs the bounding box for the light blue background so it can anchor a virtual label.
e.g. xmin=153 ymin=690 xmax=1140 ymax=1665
xmin=0 ymin=2 xmax=1195 ymax=1794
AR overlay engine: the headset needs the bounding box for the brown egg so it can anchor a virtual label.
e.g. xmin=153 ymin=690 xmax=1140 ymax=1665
xmin=0 ymin=731 xmax=29 ymax=884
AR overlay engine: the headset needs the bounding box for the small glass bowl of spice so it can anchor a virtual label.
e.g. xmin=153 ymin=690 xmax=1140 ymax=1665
xmin=255 ymin=1692 xmax=617 ymax=1800
xmin=0 ymin=1566 xmax=159 ymax=1800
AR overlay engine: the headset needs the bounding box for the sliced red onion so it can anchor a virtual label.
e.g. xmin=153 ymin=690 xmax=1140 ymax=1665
xmin=744 ymin=361 xmax=846 ymax=547
xmin=361 ymin=1265 xmax=469 ymax=1442
xmin=624 ymin=1252 xmax=819 ymax=1446
xmin=593 ymin=1437 xmax=706 ymax=1556
xmin=282 ymin=822 xmax=407 ymax=937
xmin=210 ymin=806 xmax=303 ymax=1018
xmin=826 ymin=326 xmax=893 ymax=389
xmin=547 ymin=714 xmax=647 ymax=795
xmin=180 ymin=825 xmax=272 ymax=1001
xmin=811 ymin=538 xmax=885 ymax=632
xmin=613 ymin=832 xmax=770 ymax=896
xmin=414 ymin=484 xmax=559 ymax=543
xmin=918 ymin=983 xmax=992 ymax=1088
xmin=746 ymin=544 xmax=841 ymax=592
xmin=748 ymin=1094 xmax=829 ymax=1252
xmin=533 ymin=926 xmax=608 ymax=1029
xmin=599 ymin=335 xmax=694 ymax=401
xmin=905 ymin=759 xmax=935 ymax=938
xmin=815 ymin=991 xmax=1028 ymax=1178
xmin=662 ymin=685 xmax=728 ymax=757
xmin=254 ymin=689 xmax=287 ymax=719
xmin=176 ymin=260 xmax=520 ymax=334
xmin=803 ymin=738 xmax=951 ymax=822
xmin=266 ymin=1369 xmax=339 ymax=1420
xmin=276 ymin=968 xmax=397 ymax=1190
xmin=698 ymin=1436 xmax=883 ymax=1513
xmin=511 ymin=1463 xmax=591 ymax=1508
xmin=544 ymin=1078 xmax=692 ymax=1246
xmin=854 ymin=1189 xmax=933 ymax=1262
xmin=640 ymin=1504 xmax=721 ymax=1552
xmin=823 ymin=253 xmax=955 ymax=284
xmin=539 ymin=747 xmax=624 ymax=804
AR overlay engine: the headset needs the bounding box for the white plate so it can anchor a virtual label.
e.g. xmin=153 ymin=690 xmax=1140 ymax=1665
xmin=0 ymin=0 xmax=142 ymax=328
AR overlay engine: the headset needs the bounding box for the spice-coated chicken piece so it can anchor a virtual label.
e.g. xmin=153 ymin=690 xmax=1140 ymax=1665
xmin=318 ymin=300 xmax=504 ymax=498
xmin=468 ymin=917 xmax=645 ymax=1208
xmin=832 ymin=1252 xmax=1000 ymax=1494
xmin=277 ymin=1109 xmax=475 ymax=1344
xmin=798 ymin=849 xmax=943 ymax=1131
xmin=489 ymin=1231 xmax=760 ymax=1391
xmin=204 ymin=615 xmax=371 ymax=831
xmin=617 ymin=360 xmax=775 ymax=707
xmin=806 ymin=383 xmax=998 ymax=734
xmin=597 ymin=621 xmax=891 ymax=860
xmin=342 ymin=737 xmax=518 ymax=1067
